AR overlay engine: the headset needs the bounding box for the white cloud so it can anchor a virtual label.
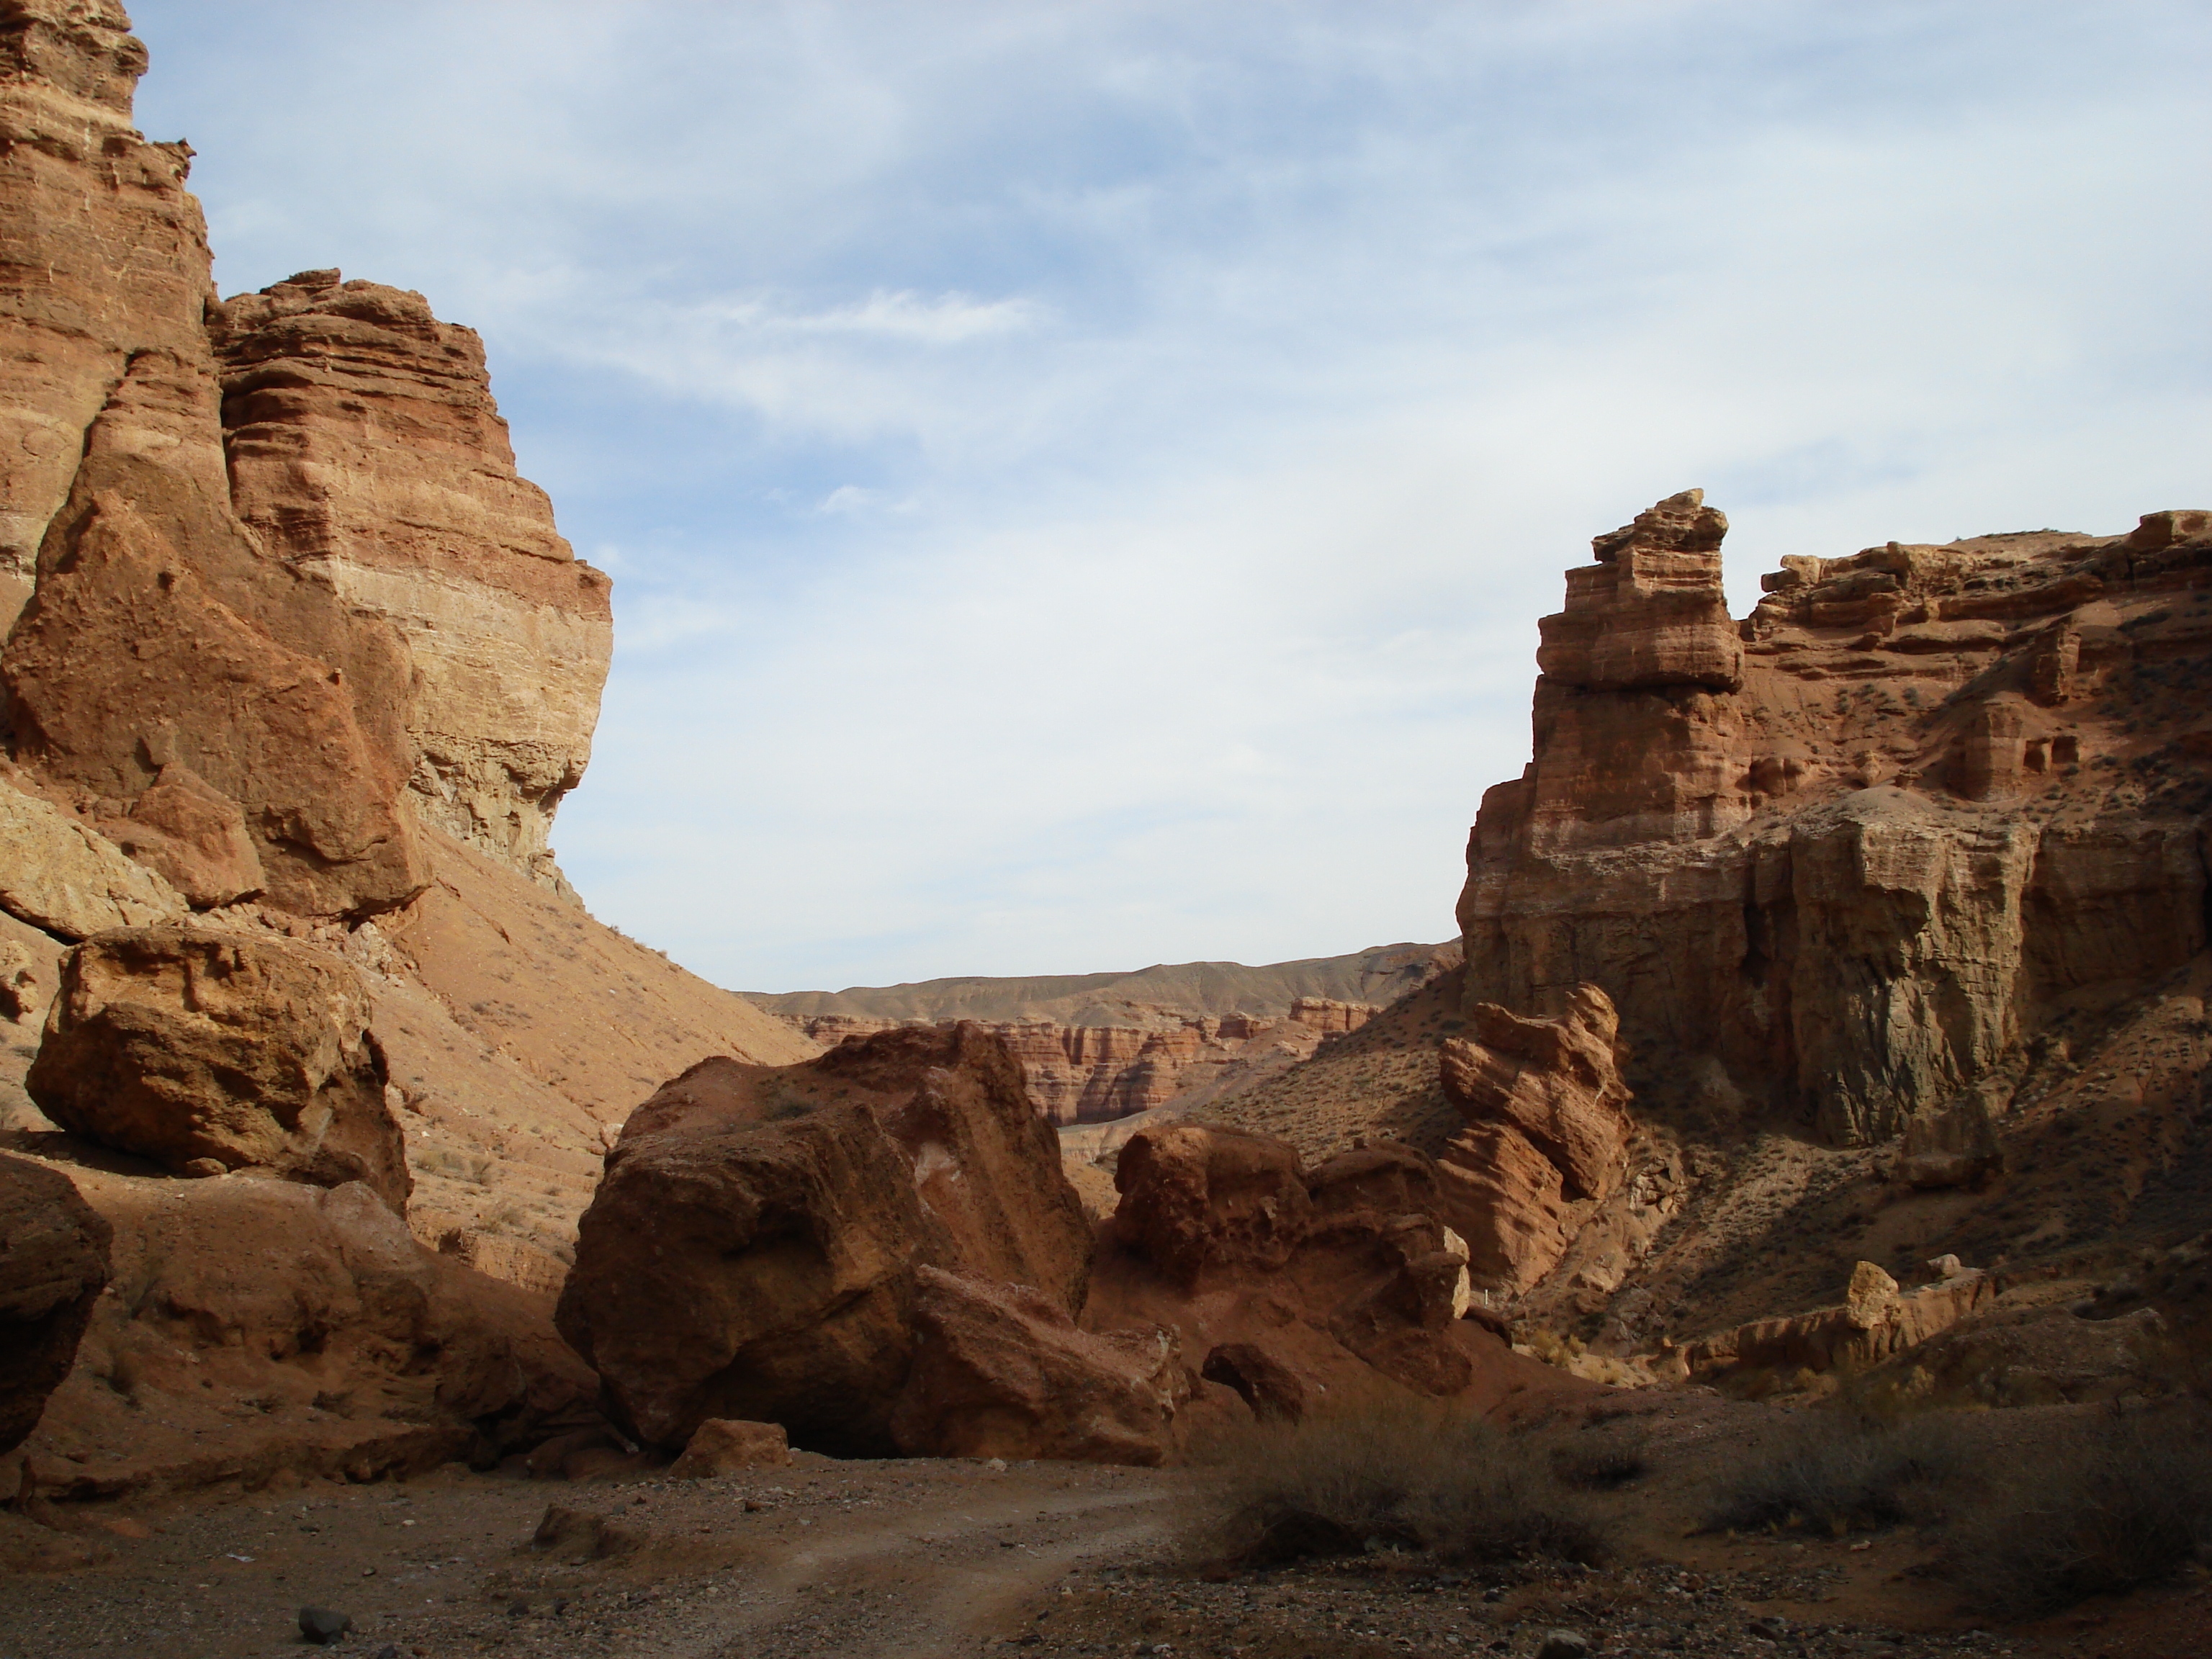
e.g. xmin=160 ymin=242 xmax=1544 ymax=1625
xmin=124 ymin=0 xmax=2212 ymax=990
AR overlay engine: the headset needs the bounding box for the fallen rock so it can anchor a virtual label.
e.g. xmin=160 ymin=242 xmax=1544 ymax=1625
xmin=0 ymin=770 xmax=185 ymax=940
xmin=94 ymin=763 xmax=265 ymax=909
xmin=27 ymin=927 xmax=409 ymax=1211
xmin=0 ymin=1154 xmax=112 ymax=1453
xmin=1111 ymin=1124 xmax=1311 ymax=1288
xmin=670 ymin=1418 xmax=791 ymax=1477
xmin=889 ymin=1267 xmax=1190 ymax=1465
xmin=559 ymin=1025 xmax=1092 ymax=1455
xmin=1199 ymin=1341 xmax=1308 ymax=1422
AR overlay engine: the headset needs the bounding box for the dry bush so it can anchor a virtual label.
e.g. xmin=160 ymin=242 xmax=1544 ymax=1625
xmin=1550 ymin=1430 xmax=1650 ymax=1491
xmin=1948 ymin=1408 xmax=2212 ymax=1618
xmin=1192 ymin=1394 xmax=1606 ymax=1568
xmin=1704 ymin=1411 xmax=1969 ymax=1535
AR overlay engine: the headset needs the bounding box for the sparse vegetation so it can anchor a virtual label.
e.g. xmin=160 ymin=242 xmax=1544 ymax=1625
xmin=1704 ymin=1411 xmax=1968 ymax=1536
xmin=1948 ymin=1408 xmax=2212 ymax=1618
xmin=1192 ymin=1395 xmax=1606 ymax=1568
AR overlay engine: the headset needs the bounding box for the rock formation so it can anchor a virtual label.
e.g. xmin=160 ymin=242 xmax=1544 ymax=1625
xmin=1460 ymin=492 xmax=2212 ymax=1143
xmin=0 ymin=3 xmax=817 ymax=1501
xmin=211 ymin=271 xmax=611 ymax=889
xmin=0 ymin=1153 xmax=109 ymax=1453
xmin=557 ymin=1025 xmax=1094 ymax=1455
xmin=27 ymin=926 xmax=410 ymax=1210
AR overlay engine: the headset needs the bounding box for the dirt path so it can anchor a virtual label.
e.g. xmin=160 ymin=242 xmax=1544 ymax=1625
xmin=0 ymin=1457 xmax=1184 ymax=1659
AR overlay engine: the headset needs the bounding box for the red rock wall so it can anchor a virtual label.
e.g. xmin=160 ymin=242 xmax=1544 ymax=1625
xmin=1460 ymin=492 xmax=2212 ymax=1143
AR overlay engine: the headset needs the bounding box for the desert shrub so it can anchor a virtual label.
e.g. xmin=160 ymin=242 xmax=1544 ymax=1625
xmin=1705 ymin=1411 xmax=1969 ymax=1535
xmin=1550 ymin=1431 xmax=1650 ymax=1491
xmin=1194 ymin=1395 xmax=1606 ymax=1568
xmin=1949 ymin=1410 xmax=2212 ymax=1618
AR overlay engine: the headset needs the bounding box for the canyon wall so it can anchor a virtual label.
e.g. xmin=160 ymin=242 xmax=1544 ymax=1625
xmin=797 ymin=996 xmax=1381 ymax=1125
xmin=1460 ymin=490 xmax=2211 ymax=1143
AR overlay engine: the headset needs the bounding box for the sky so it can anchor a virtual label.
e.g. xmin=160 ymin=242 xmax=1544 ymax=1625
xmin=126 ymin=1 xmax=2211 ymax=994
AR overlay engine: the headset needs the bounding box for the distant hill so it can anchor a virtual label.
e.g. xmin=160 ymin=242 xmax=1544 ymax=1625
xmin=745 ymin=941 xmax=1455 ymax=1028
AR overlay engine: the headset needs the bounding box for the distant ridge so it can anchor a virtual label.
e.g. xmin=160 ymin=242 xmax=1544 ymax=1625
xmin=746 ymin=941 xmax=1454 ymax=1028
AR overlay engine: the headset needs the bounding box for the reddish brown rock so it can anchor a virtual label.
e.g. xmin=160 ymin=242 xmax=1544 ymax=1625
xmin=1111 ymin=1124 xmax=1311 ymax=1288
xmin=668 ymin=1417 xmax=790 ymax=1477
xmin=19 ymin=1169 xmax=596 ymax=1494
xmin=1536 ymin=488 xmax=1742 ymax=695
xmin=1439 ymin=984 xmax=1630 ymax=1201
xmin=1459 ymin=495 xmax=2212 ymax=1147
xmin=557 ymin=1025 xmax=1092 ymax=1455
xmin=210 ymin=271 xmax=612 ymax=891
xmin=889 ymin=1267 xmax=1190 ymax=1465
xmin=0 ymin=1152 xmax=110 ymax=1453
xmin=96 ymin=762 xmax=265 ymax=908
xmin=0 ymin=0 xmax=212 ymax=580
xmin=26 ymin=926 xmax=409 ymax=1210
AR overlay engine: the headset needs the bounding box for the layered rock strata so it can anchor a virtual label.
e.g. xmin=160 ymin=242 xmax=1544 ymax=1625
xmin=212 ymin=271 xmax=611 ymax=888
xmin=1434 ymin=984 xmax=1636 ymax=1292
xmin=799 ymin=997 xmax=1380 ymax=1125
xmin=1460 ymin=493 xmax=2212 ymax=1143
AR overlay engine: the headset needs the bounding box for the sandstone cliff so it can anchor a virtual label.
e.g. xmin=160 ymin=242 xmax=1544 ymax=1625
xmin=1461 ymin=491 xmax=2210 ymax=1145
xmin=0 ymin=4 xmax=816 ymax=1495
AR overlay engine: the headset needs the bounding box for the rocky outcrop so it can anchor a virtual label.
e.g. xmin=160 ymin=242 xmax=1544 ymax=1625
xmin=211 ymin=271 xmax=612 ymax=890
xmin=1459 ymin=496 xmax=2212 ymax=1145
xmin=1083 ymin=1125 xmax=1548 ymax=1412
xmin=0 ymin=0 xmax=211 ymax=589
xmin=1674 ymin=1260 xmax=2000 ymax=1389
xmin=0 ymin=1153 xmax=110 ymax=1453
xmin=557 ymin=1025 xmax=1094 ymax=1455
xmin=27 ymin=927 xmax=409 ymax=1210
xmin=1433 ymin=984 xmax=1635 ymax=1292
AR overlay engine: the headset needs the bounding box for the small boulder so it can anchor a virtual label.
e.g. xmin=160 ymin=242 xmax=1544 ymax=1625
xmin=0 ymin=1154 xmax=113 ymax=1452
xmin=25 ymin=926 xmax=408 ymax=1211
xmin=1536 ymin=1632 xmax=1591 ymax=1659
xmin=297 ymin=1606 xmax=351 ymax=1645
xmin=670 ymin=1418 xmax=790 ymax=1477
xmin=99 ymin=763 xmax=266 ymax=909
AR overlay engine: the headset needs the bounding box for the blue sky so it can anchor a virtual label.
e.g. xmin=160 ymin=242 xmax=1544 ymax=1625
xmin=127 ymin=1 xmax=2210 ymax=992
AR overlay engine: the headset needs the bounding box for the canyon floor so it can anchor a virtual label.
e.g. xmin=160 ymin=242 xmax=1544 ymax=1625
xmin=4 ymin=1396 xmax=2203 ymax=1659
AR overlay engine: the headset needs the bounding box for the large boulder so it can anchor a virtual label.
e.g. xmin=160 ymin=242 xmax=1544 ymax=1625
xmin=0 ymin=768 xmax=186 ymax=940
xmin=0 ymin=1154 xmax=111 ymax=1453
xmin=558 ymin=1025 xmax=1094 ymax=1455
xmin=889 ymin=1267 xmax=1190 ymax=1465
xmin=25 ymin=926 xmax=409 ymax=1211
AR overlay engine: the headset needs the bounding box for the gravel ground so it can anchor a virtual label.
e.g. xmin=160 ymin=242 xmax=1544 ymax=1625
xmin=1 ymin=1433 xmax=2206 ymax=1658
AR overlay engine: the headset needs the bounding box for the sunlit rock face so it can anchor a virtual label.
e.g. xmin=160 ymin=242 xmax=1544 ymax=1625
xmin=212 ymin=272 xmax=612 ymax=894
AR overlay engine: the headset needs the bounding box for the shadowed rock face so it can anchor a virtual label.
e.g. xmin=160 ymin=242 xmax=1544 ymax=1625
xmin=1460 ymin=493 xmax=2212 ymax=1143
xmin=0 ymin=1152 xmax=111 ymax=1455
xmin=557 ymin=1025 xmax=1094 ymax=1456
xmin=27 ymin=927 xmax=410 ymax=1211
